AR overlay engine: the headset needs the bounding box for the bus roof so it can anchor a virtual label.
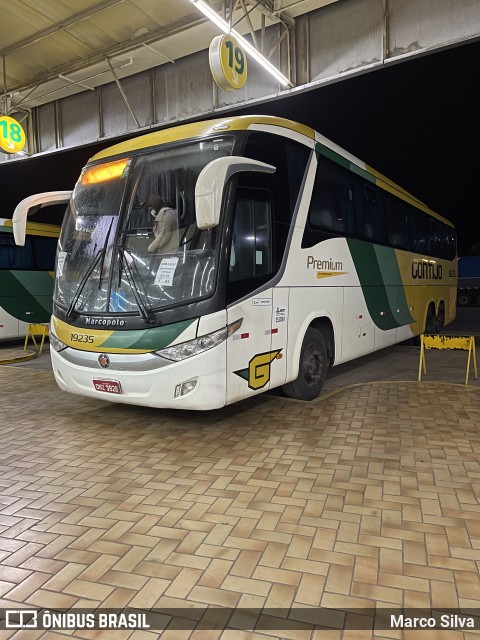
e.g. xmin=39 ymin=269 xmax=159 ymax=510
xmin=90 ymin=115 xmax=315 ymax=162
xmin=89 ymin=114 xmax=453 ymax=228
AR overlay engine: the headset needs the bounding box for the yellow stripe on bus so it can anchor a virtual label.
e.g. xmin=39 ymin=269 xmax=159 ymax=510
xmin=52 ymin=317 xmax=153 ymax=354
xmin=366 ymin=167 xmax=454 ymax=227
xmin=91 ymin=116 xmax=315 ymax=162
xmin=2 ymin=219 xmax=61 ymax=237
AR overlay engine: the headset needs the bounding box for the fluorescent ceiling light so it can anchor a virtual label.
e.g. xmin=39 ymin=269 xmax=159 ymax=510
xmin=187 ymin=0 xmax=293 ymax=88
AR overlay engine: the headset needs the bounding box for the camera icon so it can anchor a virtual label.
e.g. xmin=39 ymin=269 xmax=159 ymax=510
xmin=5 ymin=610 xmax=38 ymax=629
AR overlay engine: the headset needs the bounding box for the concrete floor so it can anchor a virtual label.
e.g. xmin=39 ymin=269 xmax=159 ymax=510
xmin=0 ymin=309 xmax=479 ymax=639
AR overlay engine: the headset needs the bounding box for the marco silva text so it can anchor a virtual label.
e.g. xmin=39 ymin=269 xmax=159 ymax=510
xmin=390 ymin=614 xmax=476 ymax=629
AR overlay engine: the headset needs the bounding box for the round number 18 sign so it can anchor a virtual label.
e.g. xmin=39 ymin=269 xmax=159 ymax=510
xmin=0 ymin=116 xmax=26 ymax=153
xmin=209 ymin=34 xmax=247 ymax=91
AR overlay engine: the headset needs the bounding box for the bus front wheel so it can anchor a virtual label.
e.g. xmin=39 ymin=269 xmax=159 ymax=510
xmin=283 ymin=328 xmax=328 ymax=401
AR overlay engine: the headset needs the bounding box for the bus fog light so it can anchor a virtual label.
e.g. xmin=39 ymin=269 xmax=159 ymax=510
xmin=54 ymin=367 xmax=64 ymax=382
xmin=174 ymin=379 xmax=198 ymax=398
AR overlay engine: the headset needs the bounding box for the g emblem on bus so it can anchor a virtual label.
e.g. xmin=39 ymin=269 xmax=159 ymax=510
xmin=234 ymin=350 xmax=282 ymax=390
xmin=98 ymin=354 xmax=110 ymax=369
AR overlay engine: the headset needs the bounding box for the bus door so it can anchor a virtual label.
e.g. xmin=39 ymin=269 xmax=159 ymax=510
xmin=226 ymin=187 xmax=279 ymax=404
xmin=269 ymin=287 xmax=289 ymax=388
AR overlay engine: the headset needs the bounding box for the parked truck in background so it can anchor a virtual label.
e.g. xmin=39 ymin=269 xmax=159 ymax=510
xmin=457 ymin=256 xmax=480 ymax=306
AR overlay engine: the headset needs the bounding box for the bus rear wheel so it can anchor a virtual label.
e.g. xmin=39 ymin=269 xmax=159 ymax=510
xmin=425 ymin=304 xmax=436 ymax=334
xmin=435 ymin=302 xmax=445 ymax=333
xmin=283 ymin=328 xmax=328 ymax=401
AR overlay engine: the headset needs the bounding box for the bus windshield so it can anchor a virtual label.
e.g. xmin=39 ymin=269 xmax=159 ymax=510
xmin=54 ymin=137 xmax=235 ymax=317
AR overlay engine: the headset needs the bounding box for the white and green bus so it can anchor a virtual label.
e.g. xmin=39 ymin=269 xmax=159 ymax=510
xmin=15 ymin=115 xmax=457 ymax=409
xmin=0 ymin=215 xmax=60 ymax=340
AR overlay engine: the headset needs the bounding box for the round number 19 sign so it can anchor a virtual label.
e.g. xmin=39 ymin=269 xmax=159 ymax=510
xmin=0 ymin=116 xmax=26 ymax=154
xmin=209 ymin=34 xmax=247 ymax=91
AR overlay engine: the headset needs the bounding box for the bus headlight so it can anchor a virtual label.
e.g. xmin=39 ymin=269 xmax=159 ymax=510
xmin=155 ymin=318 xmax=242 ymax=362
xmin=49 ymin=331 xmax=68 ymax=352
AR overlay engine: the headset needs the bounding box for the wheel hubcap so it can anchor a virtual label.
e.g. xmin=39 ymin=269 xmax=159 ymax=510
xmin=303 ymin=345 xmax=323 ymax=386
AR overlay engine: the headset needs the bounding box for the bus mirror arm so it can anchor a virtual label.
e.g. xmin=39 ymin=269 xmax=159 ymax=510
xmin=12 ymin=191 xmax=72 ymax=246
xmin=195 ymin=156 xmax=276 ymax=230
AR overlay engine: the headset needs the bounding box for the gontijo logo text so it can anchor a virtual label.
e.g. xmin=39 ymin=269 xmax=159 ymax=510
xmin=411 ymin=259 xmax=443 ymax=280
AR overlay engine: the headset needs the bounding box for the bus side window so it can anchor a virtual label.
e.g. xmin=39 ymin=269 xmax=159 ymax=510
xmin=0 ymin=234 xmax=34 ymax=269
xmin=440 ymin=224 xmax=456 ymax=260
xmin=385 ymin=193 xmax=409 ymax=250
xmin=408 ymin=208 xmax=429 ymax=255
xmin=242 ymin=132 xmax=310 ymax=269
xmin=32 ymin=236 xmax=58 ymax=270
xmin=307 ymin=158 xmax=354 ymax=236
xmin=354 ymin=179 xmax=386 ymax=243
xmin=227 ymin=187 xmax=273 ymax=303
xmin=408 ymin=209 xmax=456 ymax=260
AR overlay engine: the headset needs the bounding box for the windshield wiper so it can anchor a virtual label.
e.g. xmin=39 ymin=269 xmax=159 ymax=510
xmin=117 ymin=247 xmax=153 ymax=324
xmin=65 ymin=218 xmax=114 ymax=323
xmin=97 ymin=218 xmax=115 ymax=289
xmin=65 ymin=250 xmax=104 ymax=323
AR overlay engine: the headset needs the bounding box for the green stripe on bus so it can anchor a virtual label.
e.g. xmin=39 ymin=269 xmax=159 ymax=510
xmin=100 ymin=317 xmax=197 ymax=351
xmin=349 ymin=163 xmax=376 ymax=183
xmin=12 ymin=271 xmax=54 ymax=313
xmin=373 ymin=245 xmax=415 ymax=325
xmin=346 ymin=239 xmax=413 ymax=330
xmin=316 ymin=142 xmax=376 ymax=183
xmin=315 ymin=142 xmax=350 ymax=169
xmin=0 ymin=271 xmax=53 ymax=323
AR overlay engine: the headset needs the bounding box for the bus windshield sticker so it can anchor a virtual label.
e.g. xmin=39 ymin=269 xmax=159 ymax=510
xmin=57 ymin=251 xmax=67 ymax=276
xmin=155 ymin=257 xmax=179 ymax=287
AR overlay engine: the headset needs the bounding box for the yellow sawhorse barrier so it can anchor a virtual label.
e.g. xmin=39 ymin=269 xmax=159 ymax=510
xmin=24 ymin=323 xmax=49 ymax=354
xmin=418 ymin=334 xmax=478 ymax=386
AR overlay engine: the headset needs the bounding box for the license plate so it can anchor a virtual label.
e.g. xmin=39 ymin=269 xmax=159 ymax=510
xmin=92 ymin=379 xmax=122 ymax=394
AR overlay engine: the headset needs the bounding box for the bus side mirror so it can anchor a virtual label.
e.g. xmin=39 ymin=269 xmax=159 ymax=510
xmin=12 ymin=191 xmax=72 ymax=246
xmin=195 ymin=156 xmax=276 ymax=229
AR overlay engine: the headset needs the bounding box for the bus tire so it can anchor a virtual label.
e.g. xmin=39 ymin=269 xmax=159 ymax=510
xmin=435 ymin=302 xmax=445 ymax=333
xmin=283 ymin=328 xmax=328 ymax=401
xmin=425 ymin=304 xmax=436 ymax=334
xmin=457 ymin=291 xmax=473 ymax=307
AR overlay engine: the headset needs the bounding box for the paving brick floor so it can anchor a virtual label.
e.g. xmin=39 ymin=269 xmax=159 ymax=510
xmin=1 ymin=365 xmax=480 ymax=639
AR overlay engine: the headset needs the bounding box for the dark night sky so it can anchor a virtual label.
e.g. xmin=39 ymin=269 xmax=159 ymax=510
xmin=247 ymin=39 xmax=480 ymax=255
xmin=1 ymin=39 xmax=479 ymax=254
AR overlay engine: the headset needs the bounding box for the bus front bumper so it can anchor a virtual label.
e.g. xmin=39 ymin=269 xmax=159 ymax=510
xmin=50 ymin=345 xmax=227 ymax=410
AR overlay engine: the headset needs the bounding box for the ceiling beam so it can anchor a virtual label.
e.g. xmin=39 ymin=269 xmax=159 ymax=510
xmin=6 ymin=12 xmax=208 ymax=96
xmin=0 ymin=0 xmax=126 ymax=56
